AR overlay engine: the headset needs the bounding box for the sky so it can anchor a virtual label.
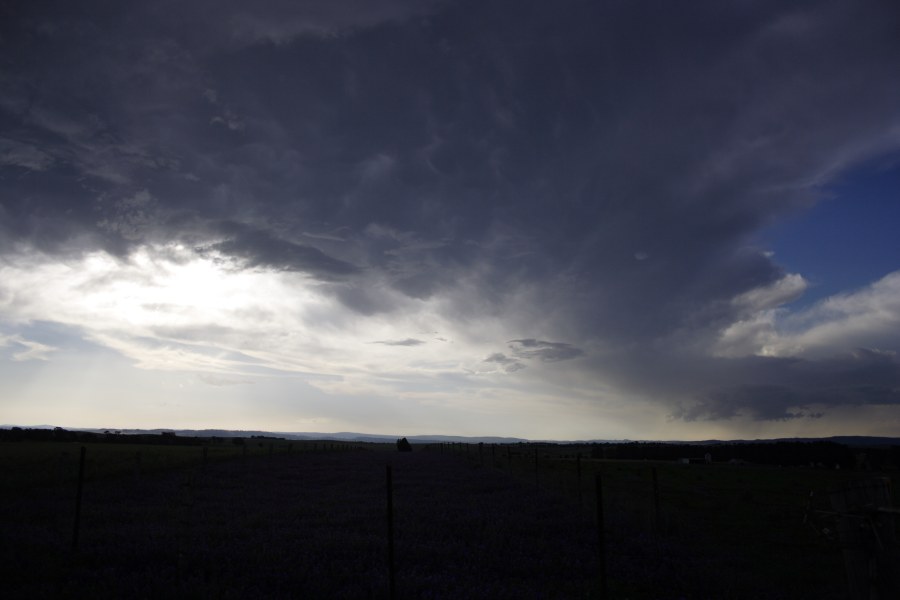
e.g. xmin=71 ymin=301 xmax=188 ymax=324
xmin=1 ymin=0 xmax=899 ymax=441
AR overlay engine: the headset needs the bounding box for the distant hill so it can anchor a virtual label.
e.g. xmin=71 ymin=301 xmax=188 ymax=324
xmin=0 ymin=426 xmax=526 ymax=445
xmin=2 ymin=425 xmax=898 ymax=447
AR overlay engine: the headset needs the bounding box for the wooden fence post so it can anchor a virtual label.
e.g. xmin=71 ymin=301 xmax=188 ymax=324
xmin=386 ymin=465 xmax=396 ymax=600
xmin=651 ymin=466 xmax=661 ymax=534
xmin=57 ymin=451 xmax=68 ymax=487
xmin=72 ymin=446 xmax=86 ymax=552
xmin=830 ymin=477 xmax=899 ymax=600
xmin=596 ymin=472 xmax=608 ymax=600
xmin=576 ymin=453 xmax=583 ymax=509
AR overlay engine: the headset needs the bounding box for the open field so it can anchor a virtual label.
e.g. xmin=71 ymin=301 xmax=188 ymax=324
xmin=1 ymin=443 xmax=597 ymax=599
xmin=1 ymin=440 xmax=898 ymax=598
xmin=0 ymin=438 xmax=360 ymax=491
xmin=450 ymin=442 xmax=900 ymax=599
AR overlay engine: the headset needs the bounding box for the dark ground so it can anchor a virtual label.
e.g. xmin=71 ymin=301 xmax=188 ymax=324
xmin=2 ymin=443 xmax=877 ymax=599
xmin=1 ymin=448 xmax=601 ymax=599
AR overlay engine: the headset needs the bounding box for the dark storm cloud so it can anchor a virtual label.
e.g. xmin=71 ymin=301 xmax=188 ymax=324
xmin=203 ymin=224 xmax=359 ymax=279
xmin=3 ymin=1 xmax=900 ymax=421
xmin=601 ymin=348 xmax=900 ymax=422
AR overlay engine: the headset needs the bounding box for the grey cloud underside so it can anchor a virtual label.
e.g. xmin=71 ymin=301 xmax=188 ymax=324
xmin=3 ymin=1 xmax=900 ymax=420
xmin=508 ymin=339 xmax=584 ymax=363
xmin=483 ymin=352 xmax=525 ymax=373
xmin=203 ymin=223 xmax=359 ymax=279
xmin=483 ymin=339 xmax=584 ymax=373
xmin=373 ymin=338 xmax=426 ymax=346
xmin=601 ymin=348 xmax=900 ymax=422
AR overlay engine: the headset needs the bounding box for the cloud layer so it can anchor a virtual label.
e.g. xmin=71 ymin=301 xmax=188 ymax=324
xmin=2 ymin=0 xmax=900 ymax=436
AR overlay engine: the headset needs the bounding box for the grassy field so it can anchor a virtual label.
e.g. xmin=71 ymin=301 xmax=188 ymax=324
xmin=1 ymin=440 xmax=897 ymax=598
xmin=0 ymin=439 xmax=358 ymax=490
xmin=1 ymin=443 xmax=597 ymax=598
xmin=442 ymin=442 xmax=899 ymax=599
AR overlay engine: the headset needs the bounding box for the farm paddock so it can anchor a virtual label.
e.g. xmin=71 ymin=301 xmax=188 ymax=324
xmin=1 ymin=441 xmax=896 ymax=598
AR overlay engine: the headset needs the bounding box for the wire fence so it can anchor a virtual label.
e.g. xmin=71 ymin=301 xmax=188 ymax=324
xmin=2 ymin=442 xmax=600 ymax=598
xmin=436 ymin=441 xmax=900 ymax=599
xmin=4 ymin=439 xmax=899 ymax=598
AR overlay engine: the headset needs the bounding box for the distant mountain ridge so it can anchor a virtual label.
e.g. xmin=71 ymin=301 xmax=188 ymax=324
xmin=0 ymin=426 xmax=526 ymax=445
xmin=2 ymin=425 xmax=899 ymax=447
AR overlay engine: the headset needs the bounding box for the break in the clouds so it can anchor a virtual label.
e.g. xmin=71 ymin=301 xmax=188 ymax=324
xmin=1 ymin=0 xmax=900 ymax=438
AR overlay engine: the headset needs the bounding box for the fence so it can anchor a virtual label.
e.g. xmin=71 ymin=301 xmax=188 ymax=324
xmin=5 ymin=442 xmax=599 ymax=598
xmin=5 ymin=440 xmax=899 ymax=598
xmin=437 ymin=441 xmax=900 ymax=599
xmin=823 ymin=478 xmax=900 ymax=599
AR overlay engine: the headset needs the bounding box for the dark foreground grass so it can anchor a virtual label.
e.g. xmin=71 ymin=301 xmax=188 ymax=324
xmin=2 ymin=444 xmax=889 ymax=599
xmin=0 ymin=449 xmax=599 ymax=599
xmin=454 ymin=448 xmax=887 ymax=599
xmin=0 ymin=440 xmax=329 ymax=491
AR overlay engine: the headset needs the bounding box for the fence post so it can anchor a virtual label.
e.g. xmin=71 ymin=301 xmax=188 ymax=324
xmin=652 ymin=466 xmax=661 ymax=534
xmin=386 ymin=465 xmax=396 ymax=600
xmin=57 ymin=451 xmax=68 ymax=487
xmin=72 ymin=446 xmax=86 ymax=552
xmin=534 ymin=448 xmax=539 ymax=488
xmin=596 ymin=472 xmax=608 ymax=600
xmin=830 ymin=478 xmax=899 ymax=600
xmin=134 ymin=451 xmax=142 ymax=481
xmin=576 ymin=453 xmax=583 ymax=508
